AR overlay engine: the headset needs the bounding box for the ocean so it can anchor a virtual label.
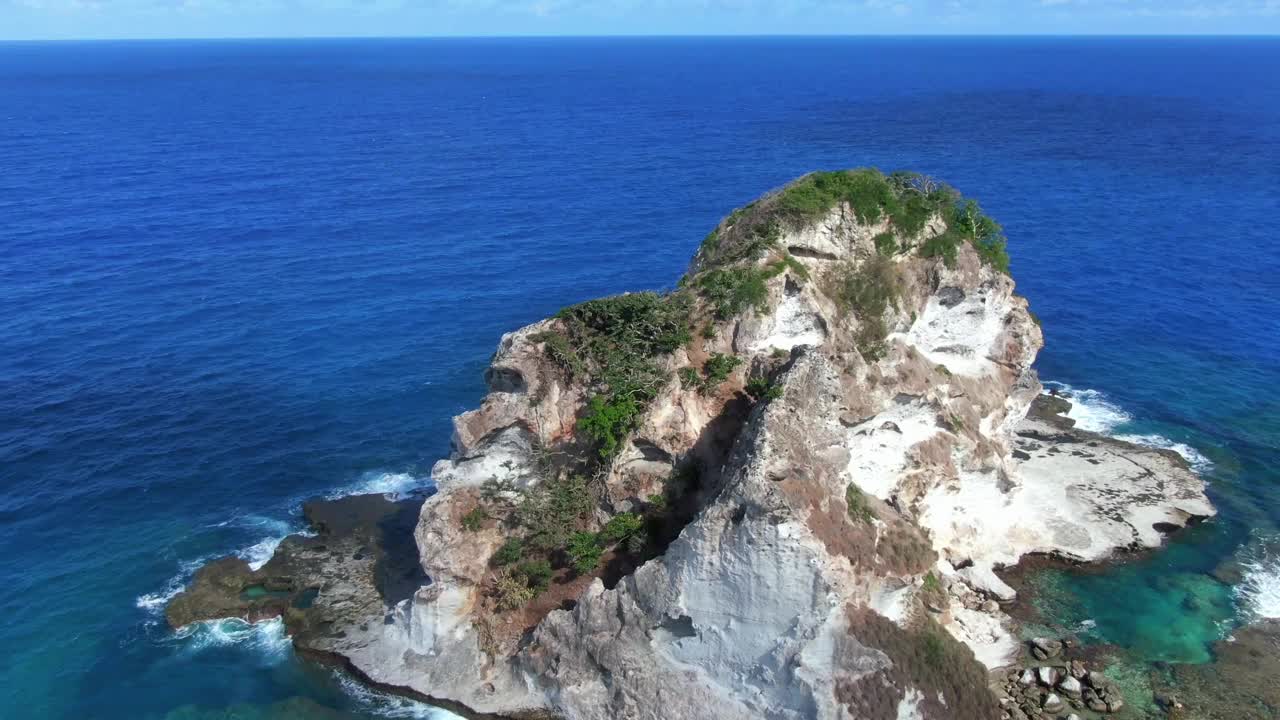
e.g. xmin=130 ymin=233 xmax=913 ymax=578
xmin=1 ymin=37 xmax=1278 ymax=719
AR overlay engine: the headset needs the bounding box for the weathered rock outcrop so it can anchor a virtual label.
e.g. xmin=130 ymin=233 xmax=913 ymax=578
xmin=169 ymin=170 xmax=1214 ymax=719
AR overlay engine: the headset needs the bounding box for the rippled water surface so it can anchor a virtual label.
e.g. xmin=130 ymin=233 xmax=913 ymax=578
xmin=1 ymin=37 xmax=1278 ymax=719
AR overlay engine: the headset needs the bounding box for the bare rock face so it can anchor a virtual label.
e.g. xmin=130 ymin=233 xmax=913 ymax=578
xmin=168 ymin=170 xmax=1215 ymax=719
xmin=522 ymin=349 xmax=997 ymax=720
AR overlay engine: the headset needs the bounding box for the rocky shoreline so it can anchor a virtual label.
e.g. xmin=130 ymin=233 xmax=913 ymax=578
xmin=168 ymin=170 xmax=1216 ymax=720
xmin=994 ymin=636 xmax=1128 ymax=720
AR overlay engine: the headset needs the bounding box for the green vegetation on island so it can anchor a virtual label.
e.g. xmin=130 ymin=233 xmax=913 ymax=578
xmin=495 ymin=168 xmax=1014 ymax=611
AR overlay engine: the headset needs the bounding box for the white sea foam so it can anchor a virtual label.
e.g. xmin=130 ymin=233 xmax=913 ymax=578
xmin=238 ymin=536 xmax=283 ymax=571
xmin=1041 ymin=381 xmax=1212 ymax=471
xmin=136 ymin=552 xmax=220 ymax=615
xmin=136 ymin=573 xmax=189 ymax=612
xmin=140 ymin=468 xmax=427 ymax=618
xmin=1042 ymin=381 xmax=1132 ymax=433
xmin=172 ymin=617 xmax=293 ymax=662
xmin=220 ymin=514 xmax=312 ymax=570
xmin=139 ymin=471 xmax=439 ymax=699
xmin=333 ymin=671 xmax=465 ymax=719
xmin=1114 ymin=432 xmax=1214 ymax=473
xmin=328 ymin=470 xmax=430 ymax=501
xmin=139 ymin=470 xmax=423 ymax=617
xmin=137 ymin=516 xmax=307 ymax=613
xmin=1237 ymin=544 xmax=1280 ymax=621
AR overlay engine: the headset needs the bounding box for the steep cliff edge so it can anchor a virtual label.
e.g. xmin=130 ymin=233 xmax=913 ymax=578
xmin=168 ymin=170 xmax=1214 ymax=720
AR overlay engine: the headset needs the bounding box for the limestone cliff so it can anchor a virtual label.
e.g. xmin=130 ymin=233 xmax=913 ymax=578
xmin=168 ymin=170 xmax=1214 ymax=720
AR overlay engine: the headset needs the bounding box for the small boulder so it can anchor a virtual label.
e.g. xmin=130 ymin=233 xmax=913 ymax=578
xmin=1106 ymin=697 xmax=1125 ymax=713
xmin=1086 ymin=670 xmax=1110 ymax=688
xmin=1031 ymin=637 xmax=1064 ymax=660
xmin=1058 ymin=675 xmax=1082 ymax=697
xmin=1069 ymin=660 xmax=1087 ymax=679
xmin=1037 ymin=666 xmax=1058 ymax=687
xmin=1043 ymin=693 xmax=1065 ymax=713
xmin=1019 ymin=668 xmax=1037 ymax=687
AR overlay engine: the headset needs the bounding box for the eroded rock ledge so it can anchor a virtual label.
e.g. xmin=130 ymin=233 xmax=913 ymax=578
xmin=169 ymin=170 xmax=1213 ymax=720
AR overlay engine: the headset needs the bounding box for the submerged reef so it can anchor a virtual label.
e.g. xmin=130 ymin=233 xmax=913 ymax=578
xmin=169 ymin=170 xmax=1214 ymax=719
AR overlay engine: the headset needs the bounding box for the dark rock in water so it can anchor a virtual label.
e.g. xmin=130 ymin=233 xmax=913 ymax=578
xmin=1026 ymin=393 xmax=1076 ymax=429
xmin=1210 ymin=558 xmax=1246 ymax=586
xmin=1165 ymin=620 xmax=1280 ymax=720
xmin=166 ymin=492 xmax=428 ymax=643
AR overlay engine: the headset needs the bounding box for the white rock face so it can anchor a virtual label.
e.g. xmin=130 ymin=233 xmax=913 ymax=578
xmin=524 ymin=351 xmax=924 ymax=720
xmin=898 ymin=285 xmax=1011 ymax=378
xmin=843 ymin=400 xmax=944 ymax=500
xmin=922 ymin=414 xmax=1214 ymax=573
xmin=752 ymin=283 xmax=828 ymax=352
xmin=313 ymin=200 xmax=1212 ymax=718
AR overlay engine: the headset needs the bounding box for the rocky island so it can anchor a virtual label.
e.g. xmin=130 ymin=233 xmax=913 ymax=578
xmin=168 ymin=170 xmax=1215 ymax=719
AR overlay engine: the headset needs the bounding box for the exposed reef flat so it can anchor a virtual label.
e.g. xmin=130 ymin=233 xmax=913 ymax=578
xmin=929 ymin=392 xmax=1215 ymax=669
xmin=166 ymin=492 xmax=427 ymax=640
xmin=935 ymin=389 xmax=1213 ymax=571
xmin=1159 ymin=619 xmax=1280 ymax=720
xmin=1016 ymin=394 xmax=1213 ymax=556
xmin=169 ymin=169 xmax=1213 ymax=720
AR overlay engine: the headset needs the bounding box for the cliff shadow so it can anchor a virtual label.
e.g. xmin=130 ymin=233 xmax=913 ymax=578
xmin=600 ymin=391 xmax=756 ymax=590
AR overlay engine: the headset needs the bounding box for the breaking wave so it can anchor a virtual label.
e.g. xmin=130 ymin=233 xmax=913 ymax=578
xmin=1041 ymin=381 xmax=1212 ymax=472
xmin=137 ymin=517 xmax=305 ymax=615
xmin=332 ymin=672 xmax=464 ymax=719
xmin=1112 ymin=432 xmax=1213 ymax=474
xmin=326 ymin=469 xmax=431 ymax=501
xmin=224 ymin=514 xmax=309 ymax=570
xmin=1043 ymin=382 xmax=1132 ymax=433
xmin=171 ymin=617 xmax=293 ymax=663
xmin=1237 ymin=537 xmax=1280 ymax=622
xmin=137 ymin=469 xmax=424 ymax=615
xmin=136 ymin=553 xmax=219 ymax=614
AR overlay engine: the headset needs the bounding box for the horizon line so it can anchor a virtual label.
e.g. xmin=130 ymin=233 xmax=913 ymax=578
xmin=4 ymin=32 xmax=1280 ymax=43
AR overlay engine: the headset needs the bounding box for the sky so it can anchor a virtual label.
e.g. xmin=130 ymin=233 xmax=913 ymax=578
xmin=2 ymin=0 xmax=1280 ymax=40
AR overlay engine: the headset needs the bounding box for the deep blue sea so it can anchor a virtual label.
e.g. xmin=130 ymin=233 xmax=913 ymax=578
xmin=2 ymin=37 xmax=1279 ymax=719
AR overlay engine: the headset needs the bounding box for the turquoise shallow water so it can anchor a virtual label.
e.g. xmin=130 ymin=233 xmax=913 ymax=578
xmin=1 ymin=37 xmax=1278 ymax=718
xmin=1015 ymin=385 xmax=1280 ymax=715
